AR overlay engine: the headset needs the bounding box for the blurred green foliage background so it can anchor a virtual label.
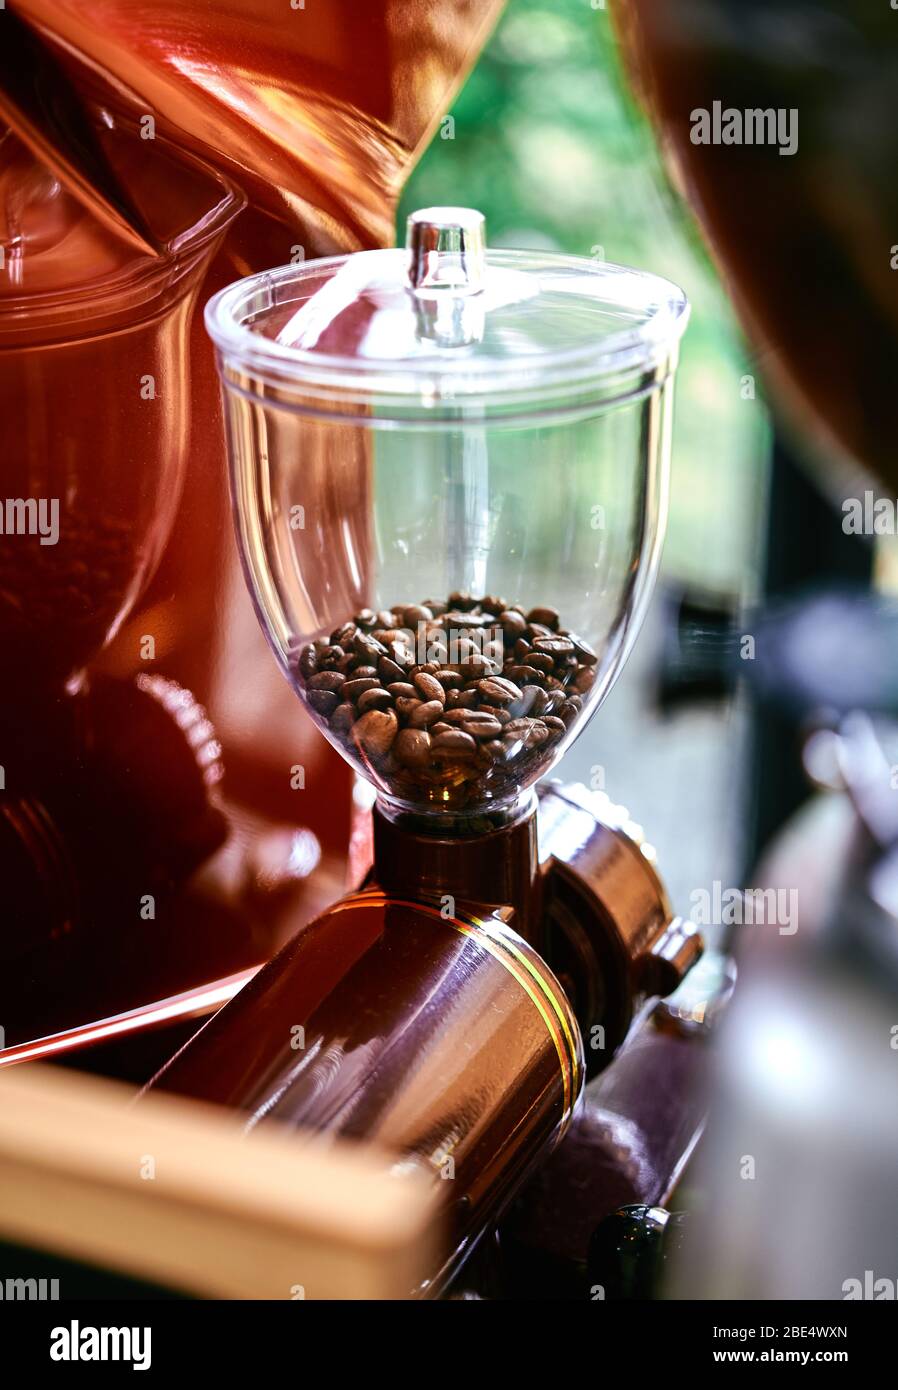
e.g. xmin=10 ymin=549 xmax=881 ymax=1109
xmin=399 ymin=0 xmax=769 ymax=594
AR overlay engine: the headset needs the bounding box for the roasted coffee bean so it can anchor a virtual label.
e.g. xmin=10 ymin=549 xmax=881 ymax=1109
xmin=504 ymin=718 xmax=549 ymax=748
xmin=573 ymin=667 xmax=595 ymax=694
xmin=408 ymin=699 xmax=444 ymax=728
xmin=394 ymin=727 xmax=432 ymax=768
xmin=479 ymin=595 xmax=507 ymax=615
xmin=527 ymin=653 xmax=555 ymax=675
xmin=514 ymin=637 xmax=533 ymax=661
xmin=448 ymin=591 xmax=475 ymax=611
xmin=331 ymin=622 xmax=358 ymax=647
xmin=331 ymin=702 xmax=356 ymax=735
xmin=527 ymin=623 xmax=553 ymax=640
xmin=343 ymin=677 xmax=380 ymax=702
xmin=454 ymin=689 xmax=478 ymax=709
xmin=432 ymin=729 xmax=477 ymax=758
xmin=503 ymin=717 xmax=534 ymax=736
xmin=308 ymin=670 xmax=346 ymax=692
xmin=497 ymin=610 xmax=528 ymax=640
xmin=507 ymin=664 xmax=543 ymax=685
xmin=387 ymin=641 xmax=415 ymax=666
xmin=353 ymin=709 xmax=398 ymax=758
xmin=531 ymin=686 xmax=550 ymax=715
xmin=531 ymin=636 xmax=575 ymax=658
xmin=456 ymin=711 xmax=503 ymax=740
xmin=542 ymin=716 xmax=567 ymax=737
xmin=423 ymin=599 xmax=448 ymax=617
xmin=560 ymin=700 xmax=580 ymax=726
xmin=318 ymin=645 xmax=344 ymax=666
xmin=378 ymin=656 xmax=407 ymax=684
xmin=482 ymin=739 xmax=508 ymax=762
xmin=543 ymin=690 xmax=566 ymax=716
xmin=387 ymin=682 xmax=416 ymax=699
xmin=441 ymin=610 xmax=484 ymax=631
xmin=508 ymin=686 xmax=536 ymax=717
xmin=413 ymin=672 xmax=445 ymax=703
xmin=401 ymin=604 xmax=433 ymax=626
xmin=358 ymin=688 xmax=393 ymax=714
xmin=442 ymin=707 xmax=474 ymax=726
xmin=511 ymin=685 xmax=548 ymax=719
xmin=478 ymin=676 xmax=523 ymax=705
xmin=337 ymin=652 xmax=357 ymax=673
xmin=455 ymin=654 xmax=494 ymax=680
xmin=569 ymin=633 xmax=598 ymax=665
xmin=353 ymin=632 xmax=387 ymax=662
xmin=430 ymin=722 xmax=452 ymax=736
xmin=435 ymin=669 xmax=463 ymax=689
xmin=395 ymin=696 xmax=423 ymax=719
xmin=375 ymin=610 xmax=396 ymax=629
xmin=298 ymin=644 xmax=317 ymax=679
xmin=307 ymin=689 xmax=339 ymax=718
xmin=527 ymin=606 xmax=559 ymax=629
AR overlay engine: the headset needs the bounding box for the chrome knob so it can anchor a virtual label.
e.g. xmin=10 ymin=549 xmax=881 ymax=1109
xmin=406 ymin=207 xmax=486 ymax=295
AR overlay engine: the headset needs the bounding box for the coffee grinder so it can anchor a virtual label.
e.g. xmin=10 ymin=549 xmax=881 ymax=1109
xmin=150 ymin=209 xmax=701 ymax=1293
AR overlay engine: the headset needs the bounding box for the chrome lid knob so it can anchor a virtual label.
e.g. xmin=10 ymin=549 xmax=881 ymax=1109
xmin=406 ymin=207 xmax=486 ymax=294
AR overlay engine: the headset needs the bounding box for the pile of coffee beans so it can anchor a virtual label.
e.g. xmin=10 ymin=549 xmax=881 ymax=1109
xmin=291 ymin=594 xmax=597 ymax=808
xmin=0 ymin=515 xmax=137 ymax=685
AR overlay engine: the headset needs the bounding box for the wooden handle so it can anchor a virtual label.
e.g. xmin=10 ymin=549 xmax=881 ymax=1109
xmin=0 ymin=1065 xmax=442 ymax=1300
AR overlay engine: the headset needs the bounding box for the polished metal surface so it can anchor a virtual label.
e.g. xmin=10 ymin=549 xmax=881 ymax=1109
xmin=149 ymin=888 xmax=584 ymax=1295
xmin=538 ymin=783 xmax=703 ymax=1061
xmin=406 ymin=207 xmax=487 ymax=294
xmin=0 ymin=968 xmax=261 ymax=1069
xmin=372 ymin=793 xmax=543 ymax=946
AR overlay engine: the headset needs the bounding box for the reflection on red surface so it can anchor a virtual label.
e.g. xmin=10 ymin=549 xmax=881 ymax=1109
xmin=0 ymin=968 xmax=260 ymax=1069
xmin=1 ymin=3 xmax=502 ymax=1054
xmin=14 ymin=0 xmax=503 ymax=254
